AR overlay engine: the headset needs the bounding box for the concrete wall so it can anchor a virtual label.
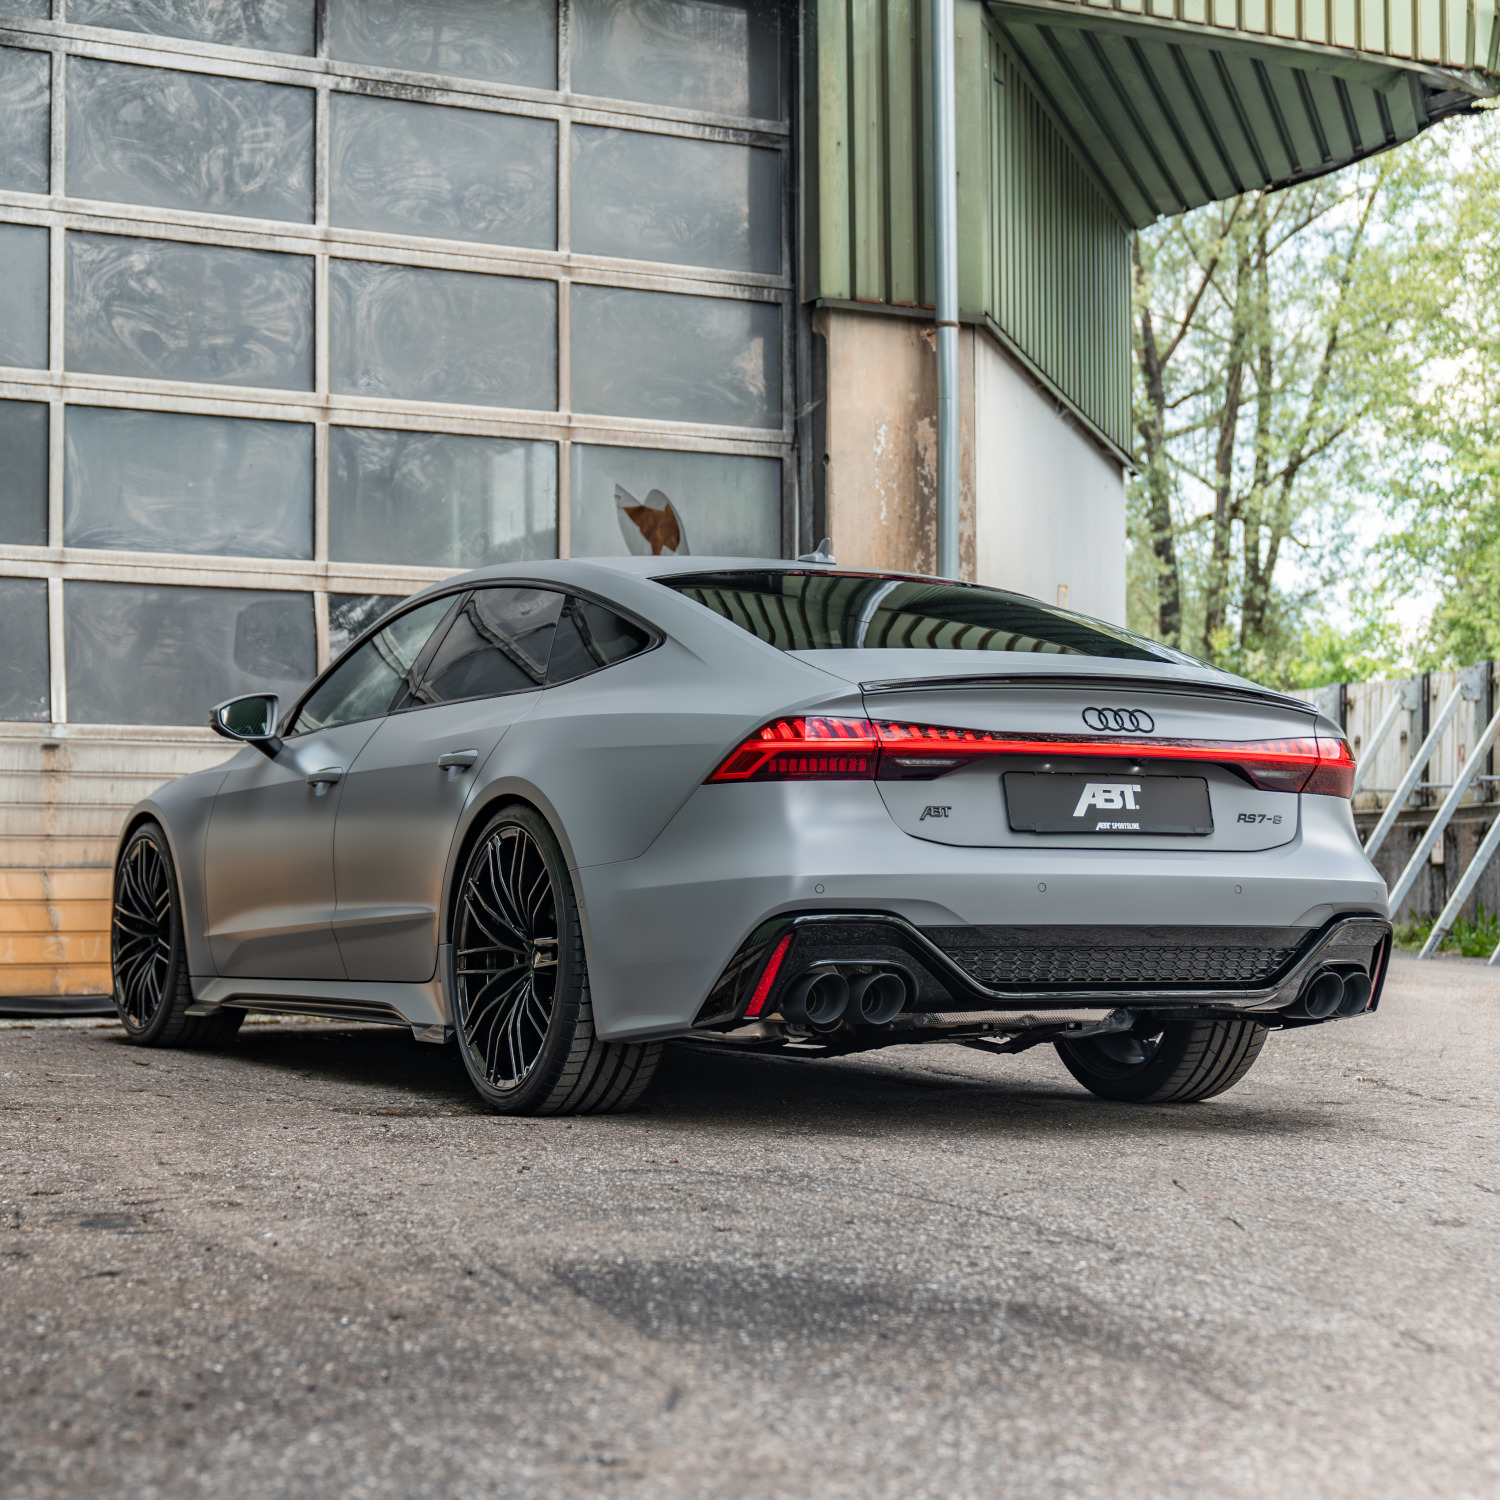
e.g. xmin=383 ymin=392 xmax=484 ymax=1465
xmin=972 ymin=335 xmax=1127 ymax=624
xmin=818 ymin=309 xmax=975 ymax=579
xmin=819 ymin=306 xmax=1127 ymax=624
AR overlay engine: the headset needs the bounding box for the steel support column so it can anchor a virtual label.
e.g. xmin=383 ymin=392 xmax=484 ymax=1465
xmin=931 ymin=0 xmax=960 ymax=580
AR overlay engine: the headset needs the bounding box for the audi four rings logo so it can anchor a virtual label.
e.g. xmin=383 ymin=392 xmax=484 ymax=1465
xmin=1082 ymin=707 xmax=1155 ymax=733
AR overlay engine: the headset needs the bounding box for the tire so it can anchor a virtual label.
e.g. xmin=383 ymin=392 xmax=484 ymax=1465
xmin=1055 ymin=1015 xmax=1266 ymax=1103
xmin=449 ymin=805 xmax=661 ymax=1116
xmin=111 ymin=821 xmax=244 ymax=1050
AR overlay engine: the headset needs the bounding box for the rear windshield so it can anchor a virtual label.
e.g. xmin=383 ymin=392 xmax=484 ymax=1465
xmin=659 ymin=570 xmax=1174 ymax=662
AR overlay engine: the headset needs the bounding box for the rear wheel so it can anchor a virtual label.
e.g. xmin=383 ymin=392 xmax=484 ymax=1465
xmin=112 ymin=822 xmax=243 ymax=1049
xmin=450 ymin=805 xmax=660 ymax=1115
xmin=1056 ymin=1015 xmax=1266 ymax=1103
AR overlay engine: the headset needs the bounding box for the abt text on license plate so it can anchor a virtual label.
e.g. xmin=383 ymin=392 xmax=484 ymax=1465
xmin=1003 ymin=772 xmax=1213 ymax=835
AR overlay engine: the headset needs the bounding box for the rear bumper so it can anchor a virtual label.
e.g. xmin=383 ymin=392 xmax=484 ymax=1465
xmin=575 ymin=781 xmax=1389 ymax=1041
xmin=691 ymin=910 xmax=1393 ymax=1029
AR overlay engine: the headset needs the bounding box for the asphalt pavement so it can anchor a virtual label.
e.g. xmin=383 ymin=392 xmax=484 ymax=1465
xmin=2 ymin=953 xmax=1497 ymax=1499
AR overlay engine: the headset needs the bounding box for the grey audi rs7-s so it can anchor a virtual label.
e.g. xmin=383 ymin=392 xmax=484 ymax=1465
xmin=111 ymin=558 xmax=1391 ymax=1113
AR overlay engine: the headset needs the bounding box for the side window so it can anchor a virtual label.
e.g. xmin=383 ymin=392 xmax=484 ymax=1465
xmin=546 ymin=596 xmax=654 ymax=685
xmin=291 ymin=595 xmax=454 ymax=734
xmin=408 ymin=587 xmax=564 ymax=706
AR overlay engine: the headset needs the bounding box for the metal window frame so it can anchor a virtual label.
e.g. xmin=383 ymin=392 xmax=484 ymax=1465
xmin=0 ymin=0 xmax=797 ymax=724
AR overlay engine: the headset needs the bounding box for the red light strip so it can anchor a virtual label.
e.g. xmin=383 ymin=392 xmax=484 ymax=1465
xmin=706 ymin=715 xmax=1356 ymax=795
xmin=876 ymin=722 xmax=1327 ymax=769
xmin=744 ymin=933 xmax=795 ymax=1018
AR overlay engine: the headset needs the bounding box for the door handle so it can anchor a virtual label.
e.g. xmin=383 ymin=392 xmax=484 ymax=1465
xmin=307 ymin=766 xmax=344 ymax=795
xmin=438 ymin=749 xmax=480 ymax=779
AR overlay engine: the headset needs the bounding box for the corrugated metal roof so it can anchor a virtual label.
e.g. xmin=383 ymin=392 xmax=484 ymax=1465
xmin=1002 ymin=0 xmax=1500 ymax=74
xmin=990 ymin=1 xmax=1496 ymax=225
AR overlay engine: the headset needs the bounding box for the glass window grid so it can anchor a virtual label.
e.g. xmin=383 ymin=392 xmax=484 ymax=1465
xmin=0 ymin=3 xmax=795 ymax=723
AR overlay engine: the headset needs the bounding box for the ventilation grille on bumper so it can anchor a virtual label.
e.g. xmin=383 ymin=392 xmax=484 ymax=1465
xmin=924 ymin=926 xmax=1306 ymax=990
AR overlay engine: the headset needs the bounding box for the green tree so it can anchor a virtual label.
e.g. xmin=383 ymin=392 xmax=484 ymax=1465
xmin=1129 ymin=159 xmax=1424 ymax=684
xmin=1369 ymin=107 xmax=1500 ymax=667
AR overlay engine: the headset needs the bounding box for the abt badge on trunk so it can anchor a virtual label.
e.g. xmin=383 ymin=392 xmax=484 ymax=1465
xmin=1072 ymin=782 xmax=1141 ymax=816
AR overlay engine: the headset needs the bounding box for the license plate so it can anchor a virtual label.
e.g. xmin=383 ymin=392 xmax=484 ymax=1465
xmin=1003 ymin=772 xmax=1213 ymax=835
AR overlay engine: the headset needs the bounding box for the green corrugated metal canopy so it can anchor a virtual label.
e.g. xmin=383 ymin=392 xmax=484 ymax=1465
xmin=989 ymin=0 xmax=1500 ymax=226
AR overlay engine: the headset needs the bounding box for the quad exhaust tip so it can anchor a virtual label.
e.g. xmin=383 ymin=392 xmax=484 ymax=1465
xmin=849 ymin=971 xmax=906 ymax=1026
xmin=1287 ymin=968 xmax=1372 ymax=1020
xmin=779 ymin=967 xmax=910 ymax=1030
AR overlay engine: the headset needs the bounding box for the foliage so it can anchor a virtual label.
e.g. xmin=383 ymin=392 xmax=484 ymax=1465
xmin=1364 ymin=106 xmax=1500 ymax=668
xmin=1392 ymin=903 xmax=1500 ymax=957
xmin=1127 ymin=106 xmax=1500 ymax=686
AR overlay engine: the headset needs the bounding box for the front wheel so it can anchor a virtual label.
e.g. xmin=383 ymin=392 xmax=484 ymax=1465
xmin=112 ymin=821 xmax=243 ymax=1049
xmin=1056 ymin=1016 xmax=1266 ymax=1103
xmin=450 ymin=805 xmax=660 ymax=1115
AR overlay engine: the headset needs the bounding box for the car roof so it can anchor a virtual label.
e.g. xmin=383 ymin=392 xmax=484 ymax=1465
xmin=420 ymin=554 xmax=959 ymax=593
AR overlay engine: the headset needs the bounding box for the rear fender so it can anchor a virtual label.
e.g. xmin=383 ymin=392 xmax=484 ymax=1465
xmin=116 ymin=760 xmax=236 ymax=981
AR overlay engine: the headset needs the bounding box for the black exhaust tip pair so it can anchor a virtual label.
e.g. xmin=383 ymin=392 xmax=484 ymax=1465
xmin=780 ymin=968 xmax=908 ymax=1031
xmin=1286 ymin=967 xmax=1372 ymax=1020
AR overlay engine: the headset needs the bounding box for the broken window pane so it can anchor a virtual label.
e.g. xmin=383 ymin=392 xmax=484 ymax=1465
xmin=329 ymin=426 xmax=556 ymax=568
xmin=65 ymin=407 xmax=313 ymax=559
xmin=69 ymin=0 xmax=315 ymax=55
xmin=0 ymin=221 xmax=48 ymax=370
xmin=0 ymin=576 xmax=49 ymax=722
xmin=67 ymin=233 xmax=314 ymax=390
xmin=327 ymin=0 xmax=554 ymax=89
xmin=571 ymin=285 xmax=780 ymax=427
xmin=68 ymin=59 xmax=313 ymax=222
xmin=571 ymin=126 xmax=778 ymax=273
xmin=0 ymin=400 xmax=48 ymax=547
xmin=570 ymin=443 xmax=780 ymax=558
xmin=65 ymin=581 xmax=315 ymax=726
xmin=0 ymin=46 xmax=50 ymax=195
xmin=330 ymin=260 xmax=555 ymax=409
xmin=331 ymin=94 xmax=554 ymax=248
xmin=573 ymin=0 xmax=779 ymax=118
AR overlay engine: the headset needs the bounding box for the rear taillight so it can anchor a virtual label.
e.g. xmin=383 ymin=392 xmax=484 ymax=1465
xmin=705 ymin=717 xmax=1355 ymax=797
xmin=706 ymin=716 xmax=879 ymax=782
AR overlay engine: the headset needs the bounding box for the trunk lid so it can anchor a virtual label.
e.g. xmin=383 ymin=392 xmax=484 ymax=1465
xmin=803 ymin=656 xmax=1320 ymax=852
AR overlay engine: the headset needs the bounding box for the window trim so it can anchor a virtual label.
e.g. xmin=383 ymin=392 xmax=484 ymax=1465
xmin=282 ymin=577 xmax=666 ymax=731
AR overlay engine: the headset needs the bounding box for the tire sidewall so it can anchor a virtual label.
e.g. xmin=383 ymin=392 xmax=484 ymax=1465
xmin=449 ymin=804 xmax=585 ymax=1113
xmin=1056 ymin=1019 xmax=1198 ymax=1103
xmin=112 ymin=821 xmax=187 ymax=1044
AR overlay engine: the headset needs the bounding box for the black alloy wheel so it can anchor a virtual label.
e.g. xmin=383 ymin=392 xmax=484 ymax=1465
xmin=1055 ymin=1014 xmax=1267 ymax=1103
xmin=450 ymin=805 xmax=662 ymax=1115
xmin=454 ymin=818 xmax=559 ymax=1092
xmin=113 ymin=829 xmax=175 ymax=1032
xmin=111 ymin=822 xmax=242 ymax=1049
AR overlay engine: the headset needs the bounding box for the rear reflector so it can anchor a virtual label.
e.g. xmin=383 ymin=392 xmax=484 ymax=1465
xmin=744 ymin=933 xmax=795 ymax=1018
xmin=706 ymin=717 xmax=1356 ymax=797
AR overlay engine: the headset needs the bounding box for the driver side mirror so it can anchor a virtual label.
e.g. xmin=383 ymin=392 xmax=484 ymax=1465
xmin=209 ymin=693 xmax=282 ymax=758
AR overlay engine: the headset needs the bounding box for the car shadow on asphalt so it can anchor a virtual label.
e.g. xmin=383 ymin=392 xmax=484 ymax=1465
xmin=175 ymin=1023 xmax=1332 ymax=1139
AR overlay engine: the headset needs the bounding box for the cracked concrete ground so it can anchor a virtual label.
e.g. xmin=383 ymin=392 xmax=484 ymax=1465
xmin=1 ymin=952 xmax=1497 ymax=1499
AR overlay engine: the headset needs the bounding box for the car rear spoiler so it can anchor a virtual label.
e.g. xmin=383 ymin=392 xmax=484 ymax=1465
xmin=857 ymin=672 xmax=1318 ymax=716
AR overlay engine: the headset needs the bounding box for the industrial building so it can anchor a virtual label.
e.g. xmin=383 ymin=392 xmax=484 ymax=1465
xmin=1 ymin=0 xmax=1496 ymax=1001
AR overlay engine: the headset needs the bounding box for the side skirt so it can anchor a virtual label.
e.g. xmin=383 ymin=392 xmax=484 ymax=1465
xmin=188 ymin=972 xmax=446 ymax=1030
